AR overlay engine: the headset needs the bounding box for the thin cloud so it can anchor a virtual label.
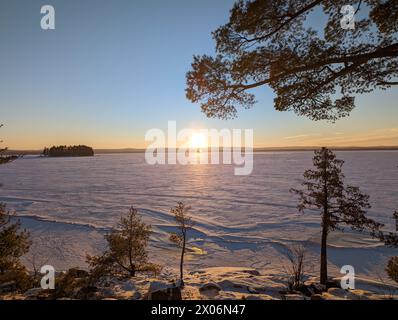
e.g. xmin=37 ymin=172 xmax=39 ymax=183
xmin=278 ymin=128 xmax=398 ymax=147
xmin=306 ymin=128 xmax=398 ymax=146
xmin=283 ymin=134 xmax=320 ymax=140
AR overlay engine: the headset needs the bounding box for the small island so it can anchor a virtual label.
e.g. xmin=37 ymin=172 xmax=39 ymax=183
xmin=43 ymin=145 xmax=94 ymax=157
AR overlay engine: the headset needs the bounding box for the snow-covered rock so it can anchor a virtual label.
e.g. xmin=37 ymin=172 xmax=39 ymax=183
xmin=199 ymin=282 xmax=222 ymax=298
xmin=0 ymin=281 xmax=17 ymax=293
xmin=284 ymin=294 xmax=307 ymax=300
xmin=147 ymin=281 xmax=182 ymax=300
xmin=23 ymin=288 xmax=43 ymax=298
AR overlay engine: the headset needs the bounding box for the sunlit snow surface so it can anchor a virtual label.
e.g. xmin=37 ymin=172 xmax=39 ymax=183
xmin=1 ymin=151 xmax=397 ymax=279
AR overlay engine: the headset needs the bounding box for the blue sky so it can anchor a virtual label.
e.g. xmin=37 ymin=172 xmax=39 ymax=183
xmin=1 ymin=0 xmax=397 ymax=149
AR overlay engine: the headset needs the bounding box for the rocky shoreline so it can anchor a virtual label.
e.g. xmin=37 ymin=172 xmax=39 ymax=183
xmin=1 ymin=267 xmax=397 ymax=300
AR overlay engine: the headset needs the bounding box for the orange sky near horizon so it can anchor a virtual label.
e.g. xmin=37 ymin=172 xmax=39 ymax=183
xmin=3 ymin=125 xmax=398 ymax=150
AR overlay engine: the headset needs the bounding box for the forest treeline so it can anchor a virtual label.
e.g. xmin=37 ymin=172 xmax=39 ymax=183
xmin=42 ymin=145 xmax=94 ymax=157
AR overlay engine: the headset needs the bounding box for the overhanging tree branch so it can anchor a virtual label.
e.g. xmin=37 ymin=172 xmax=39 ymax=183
xmin=186 ymin=0 xmax=398 ymax=121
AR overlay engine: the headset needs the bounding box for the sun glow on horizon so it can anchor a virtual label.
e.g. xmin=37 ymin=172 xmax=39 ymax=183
xmin=190 ymin=132 xmax=208 ymax=150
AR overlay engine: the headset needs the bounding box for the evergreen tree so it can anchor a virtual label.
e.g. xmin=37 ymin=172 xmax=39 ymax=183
xmin=383 ymin=211 xmax=398 ymax=283
xmin=0 ymin=204 xmax=31 ymax=274
xmin=291 ymin=147 xmax=383 ymax=285
xmin=169 ymin=202 xmax=194 ymax=287
xmin=0 ymin=124 xmax=29 ymax=277
xmin=385 ymin=256 xmax=398 ymax=284
xmin=87 ymin=207 xmax=156 ymax=278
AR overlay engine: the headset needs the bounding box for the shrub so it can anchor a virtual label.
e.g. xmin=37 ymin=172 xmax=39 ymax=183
xmin=285 ymin=244 xmax=307 ymax=291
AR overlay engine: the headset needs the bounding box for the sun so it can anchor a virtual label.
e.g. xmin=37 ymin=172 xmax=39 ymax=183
xmin=190 ymin=132 xmax=207 ymax=150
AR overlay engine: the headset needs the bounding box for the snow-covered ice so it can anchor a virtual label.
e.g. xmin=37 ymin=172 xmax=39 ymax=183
xmin=0 ymin=151 xmax=397 ymax=282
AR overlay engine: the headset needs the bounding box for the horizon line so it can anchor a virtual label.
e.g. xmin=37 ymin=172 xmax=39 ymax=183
xmin=5 ymin=145 xmax=398 ymax=155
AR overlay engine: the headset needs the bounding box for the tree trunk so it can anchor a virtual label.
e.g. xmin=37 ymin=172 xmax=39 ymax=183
xmin=128 ymin=231 xmax=135 ymax=277
xmin=320 ymin=222 xmax=328 ymax=285
xmin=129 ymin=263 xmax=136 ymax=277
xmin=128 ymin=246 xmax=135 ymax=277
xmin=130 ymin=268 xmax=135 ymax=277
xmin=180 ymin=233 xmax=185 ymax=287
xmin=320 ymin=148 xmax=329 ymax=286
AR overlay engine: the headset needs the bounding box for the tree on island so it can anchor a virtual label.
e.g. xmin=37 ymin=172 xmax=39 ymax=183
xmin=169 ymin=202 xmax=194 ymax=287
xmin=186 ymin=0 xmax=398 ymax=121
xmin=43 ymin=145 xmax=94 ymax=157
xmin=87 ymin=206 xmax=160 ymax=280
xmin=291 ymin=147 xmax=383 ymax=285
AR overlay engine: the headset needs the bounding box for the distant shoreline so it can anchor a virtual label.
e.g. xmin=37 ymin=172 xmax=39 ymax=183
xmin=5 ymin=146 xmax=398 ymax=155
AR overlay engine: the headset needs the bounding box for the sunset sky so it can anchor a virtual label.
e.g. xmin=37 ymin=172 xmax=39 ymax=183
xmin=1 ymin=0 xmax=397 ymax=150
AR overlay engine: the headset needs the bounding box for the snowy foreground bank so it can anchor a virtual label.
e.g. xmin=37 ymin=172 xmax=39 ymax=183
xmin=1 ymin=267 xmax=397 ymax=300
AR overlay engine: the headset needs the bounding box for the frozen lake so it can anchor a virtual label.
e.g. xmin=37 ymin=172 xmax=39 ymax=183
xmin=1 ymin=151 xmax=397 ymax=279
